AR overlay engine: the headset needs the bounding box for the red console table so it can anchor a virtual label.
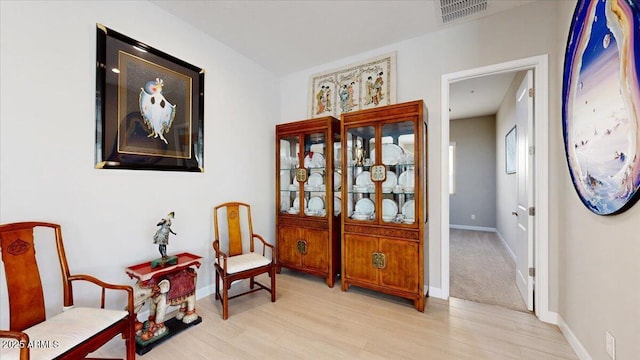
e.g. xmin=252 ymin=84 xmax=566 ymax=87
xmin=125 ymin=252 xmax=203 ymax=355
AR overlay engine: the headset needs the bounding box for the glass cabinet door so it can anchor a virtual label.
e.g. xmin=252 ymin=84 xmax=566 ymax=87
xmin=333 ymin=132 xmax=342 ymax=217
xmin=279 ymin=135 xmax=301 ymax=215
xmin=344 ymin=121 xmax=416 ymax=224
xmin=302 ymin=132 xmax=328 ymax=218
xmin=380 ymin=120 xmax=416 ymax=224
xmin=279 ymin=129 xmax=336 ymax=219
xmin=345 ymin=126 xmax=376 ymax=221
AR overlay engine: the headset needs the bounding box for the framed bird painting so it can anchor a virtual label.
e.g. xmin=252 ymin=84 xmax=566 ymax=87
xmin=95 ymin=24 xmax=205 ymax=172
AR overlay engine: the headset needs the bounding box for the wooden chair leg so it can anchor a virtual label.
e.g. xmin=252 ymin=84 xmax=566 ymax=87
xmin=126 ymin=325 xmax=136 ymax=360
xmin=271 ymin=269 xmax=276 ymax=302
xmin=222 ymin=278 xmax=229 ymax=320
xmin=215 ymin=269 xmax=220 ymax=300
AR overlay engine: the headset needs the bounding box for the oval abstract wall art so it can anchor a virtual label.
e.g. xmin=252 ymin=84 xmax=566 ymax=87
xmin=562 ymin=0 xmax=640 ymax=215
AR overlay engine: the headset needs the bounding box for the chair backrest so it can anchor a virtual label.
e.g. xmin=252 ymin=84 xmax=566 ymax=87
xmin=0 ymin=222 xmax=72 ymax=331
xmin=214 ymin=202 xmax=254 ymax=256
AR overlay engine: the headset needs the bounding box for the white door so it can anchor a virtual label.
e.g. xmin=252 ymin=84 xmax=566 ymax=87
xmin=515 ymin=70 xmax=535 ymax=311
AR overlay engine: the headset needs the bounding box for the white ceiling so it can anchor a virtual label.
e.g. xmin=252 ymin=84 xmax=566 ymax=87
xmin=150 ymin=0 xmax=531 ymax=119
xmin=449 ymin=71 xmax=517 ymax=120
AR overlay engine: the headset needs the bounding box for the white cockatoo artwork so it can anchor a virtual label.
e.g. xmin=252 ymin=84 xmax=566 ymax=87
xmin=139 ymin=78 xmax=176 ymax=144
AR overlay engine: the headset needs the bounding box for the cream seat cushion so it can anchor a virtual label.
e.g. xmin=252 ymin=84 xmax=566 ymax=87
xmin=0 ymin=307 xmax=128 ymax=360
xmin=219 ymin=252 xmax=271 ymax=274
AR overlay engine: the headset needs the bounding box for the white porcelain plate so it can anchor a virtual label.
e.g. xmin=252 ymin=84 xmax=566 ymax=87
xmin=382 ymin=199 xmax=398 ymax=217
xmin=334 ymin=170 xmax=341 ymax=190
xmin=382 ymin=170 xmax=397 ymax=188
xmin=352 ymin=213 xmax=370 ymax=220
xmin=304 ymin=152 xmax=325 ymax=168
xmin=354 ymin=198 xmax=375 ymax=215
xmin=372 ymin=143 xmax=404 ymax=165
xmin=292 ymin=197 xmax=300 ymax=210
xmin=398 ymin=169 xmax=415 ymax=188
xmin=355 ymin=171 xmax=373 ymax=186
xmin=308 ymin=196 xmax=325 ymax=211
xmin=307 ymin=172 xmax=323 ymax=187
xmin=402 ymin=200 xmax=415 ymax=220
xmin=334 ymin=196 xmax=341 ymax=216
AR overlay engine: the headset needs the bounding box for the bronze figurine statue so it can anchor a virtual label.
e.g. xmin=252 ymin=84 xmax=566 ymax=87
xmin=153 ymin=212 xmax=176 ymax=259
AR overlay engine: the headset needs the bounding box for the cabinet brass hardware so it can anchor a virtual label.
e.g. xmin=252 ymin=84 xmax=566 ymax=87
xmin=295 ymin=168 xmax=308 ymax=182
xmin=370 ymin=164 xmax=386 ymax=181
xmin=297 ymin=240 xmax=308 ymax=254
xmin=372 ymin=252 xmax=386 ymax=269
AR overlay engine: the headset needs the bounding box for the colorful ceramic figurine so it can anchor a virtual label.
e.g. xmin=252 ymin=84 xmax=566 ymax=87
xmin=133 ymin=269 xmax=199 ymax=343
xmin=153 ymin=212 xmax=175 ymax=259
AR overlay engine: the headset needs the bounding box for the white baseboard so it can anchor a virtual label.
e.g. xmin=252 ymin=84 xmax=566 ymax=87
xmin=557 ymin=314 xmax=592 ymax=360
xmin=451 ymin=225 xmax=516 ymax=263
xmin=197 ymin=284 xmax=215 ymax=300
xmin=427 ymin=286 xmax=445 ymax=299
xmin=449 ymin=224 xmax=496 ymax=232
xmin=538 ymin=309 xmax=558 ymax=325
xmin=495 ymin=230 xmax=517 ymax=262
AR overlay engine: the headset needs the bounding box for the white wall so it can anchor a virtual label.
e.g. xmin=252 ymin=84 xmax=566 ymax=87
xmin=280 ymin=0 xmax=562 ymax=302
xmin=554 ymin=2 xmax=640 ymax=359
xmin=449 ymin=115 xmax=496 ymax=229
xmin=0 ymin=0 xmax=279 ymax=327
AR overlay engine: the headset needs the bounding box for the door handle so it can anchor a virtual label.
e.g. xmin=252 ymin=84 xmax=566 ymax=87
xmin=511 ymin=211 xmax=518 ymax=216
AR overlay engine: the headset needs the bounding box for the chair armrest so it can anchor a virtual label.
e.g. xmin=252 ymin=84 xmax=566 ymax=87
xmin=252 ymin=234 xmax=275 ymax=258
xmin=212 ymin=240 xmax=229 ymax=272
xmin=0 ymin=330 xmax=30 ymax=360
xmin=66 ymin=274 xmax=134 ymax=315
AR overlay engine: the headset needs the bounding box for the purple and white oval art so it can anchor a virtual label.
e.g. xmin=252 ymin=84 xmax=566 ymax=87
xmin=562 ymin=0 xmax=640 ymax=215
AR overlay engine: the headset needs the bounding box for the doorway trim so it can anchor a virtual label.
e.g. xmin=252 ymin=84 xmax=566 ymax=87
xmin=440 ymin=54 xmax=553 ymax=322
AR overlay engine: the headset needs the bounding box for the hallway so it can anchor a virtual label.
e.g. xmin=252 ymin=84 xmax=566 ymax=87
xmin=450 ymin=229 xmax=527 ymax=312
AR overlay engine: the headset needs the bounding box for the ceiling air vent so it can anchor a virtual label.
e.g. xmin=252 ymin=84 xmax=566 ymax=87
xmin=440 ymin=0 xmax=488 ymax=24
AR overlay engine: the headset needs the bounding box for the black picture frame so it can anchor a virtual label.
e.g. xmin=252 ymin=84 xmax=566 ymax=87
xmin=95 ymin=24 xmax=204 ymax=172
xmin=505 ymin=125 xmax=516 ymax=174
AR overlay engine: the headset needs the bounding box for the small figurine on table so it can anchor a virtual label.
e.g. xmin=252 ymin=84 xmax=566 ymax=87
xmin=152 ymin=212 xmax=177 ymax=268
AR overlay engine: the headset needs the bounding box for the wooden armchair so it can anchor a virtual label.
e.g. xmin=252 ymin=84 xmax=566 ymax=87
xmin=212 ymin=202 xmax=276 ymax=319
xmin=0 ymin=222 xmax=136 ymax=359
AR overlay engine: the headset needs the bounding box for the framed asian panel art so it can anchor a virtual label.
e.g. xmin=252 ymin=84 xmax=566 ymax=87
xmin=309 ymin=52 xmax=396 ymax=119
xmin=95 ymin=24 xmax=204 ymax=172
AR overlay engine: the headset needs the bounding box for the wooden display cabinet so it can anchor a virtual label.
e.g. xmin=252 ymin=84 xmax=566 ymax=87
xmin=340 ymin=100 xmax=428 ymax=311
xmin=275 ymin=117 xmax=341 ymax=287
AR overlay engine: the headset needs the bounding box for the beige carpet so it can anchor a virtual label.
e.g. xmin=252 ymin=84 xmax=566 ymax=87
xmin=450 ymin=229 xmax=528 ymax=312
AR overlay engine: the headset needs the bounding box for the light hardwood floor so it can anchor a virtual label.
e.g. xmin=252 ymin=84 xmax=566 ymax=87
xmin=94 ymin=271 xmax=577 ymax=359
